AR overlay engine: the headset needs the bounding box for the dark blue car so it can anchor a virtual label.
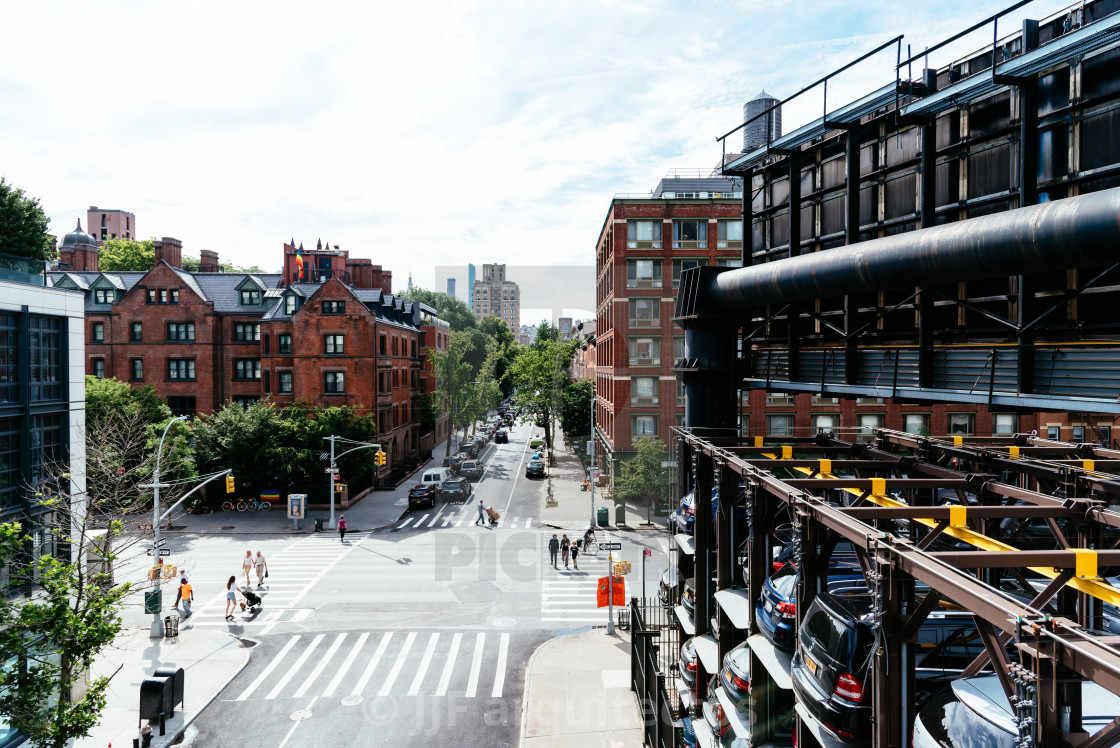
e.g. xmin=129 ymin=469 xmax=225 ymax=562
xmin=756 ymin=561 xmax=866 ymax=653
xmin=671 ymin=486 xmax=748 ymax=535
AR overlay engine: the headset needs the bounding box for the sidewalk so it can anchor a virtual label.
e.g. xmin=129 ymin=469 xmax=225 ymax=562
xmin=75 ymin=624 xmax=249 ymax=748
xmin=166 ymin=435 xmax=462 ymax=535
xmin=520 ymin=628 xmax=644 ymax=747
xmin=539 ymin=424 xmax=661 ymax=533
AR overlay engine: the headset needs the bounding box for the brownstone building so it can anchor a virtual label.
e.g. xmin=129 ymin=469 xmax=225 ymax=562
xmin=49 ymin=240 xmax=446 ymax=481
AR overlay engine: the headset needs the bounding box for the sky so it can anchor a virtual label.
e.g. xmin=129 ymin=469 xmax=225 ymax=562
xmin=0 ymin=0 xmax=1079 ymax=292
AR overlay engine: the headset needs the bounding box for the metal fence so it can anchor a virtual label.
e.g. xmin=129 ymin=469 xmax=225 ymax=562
xmin=630 ymin=597 xmax=682 ymax=748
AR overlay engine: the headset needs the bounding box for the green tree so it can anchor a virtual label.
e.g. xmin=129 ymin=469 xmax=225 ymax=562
xmin=96 ymin=238 xmax=155 ymax=272
xmin=0 ymin=178 xmax=52 ymax=261
xmin=613 ymin=436 xmax=672 ymax=523
xmin=429 ymin=331 xmax=479 ymax=456
xmin=400 ymin=287 xmax=477 ymax=332
xmin=508 ymin=327 xmax=578 ymax=458
xmin=193 ymin=400 xmax=284 ymax=491
xmin=478 ymin=315 xmax=519 ymax=396
xmin=274 ymin=402 xmax=379 ymax=497
xmin=560 ymin=379 xmax=593 ymax=444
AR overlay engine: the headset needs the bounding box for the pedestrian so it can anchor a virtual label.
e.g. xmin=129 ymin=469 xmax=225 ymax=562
xmin=179 ymin=577 xmax=194 ymax=619
xmin=338 ymin=515 xmax=348 ymax=543
xmin=242 ymin=550 xmax=254 ymax=586
xmin=172 ymin=570 xmax=189 ymax=608
xmin=561 ymin=534 xmax=571 ymax=569
xmin=224 ymin=575 xmax=237 ymax=620
xmin=475 ymin=499 xmax=486 ymax=526
xmin=255 ymin=551 xmax=267 ymax=586
xmin=548 ymin=534 xmax=559 ymax=568
xmin=571 ymin=540 xmax=580 ymax=570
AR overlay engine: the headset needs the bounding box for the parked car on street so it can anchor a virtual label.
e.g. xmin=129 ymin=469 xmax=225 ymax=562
xmin=408 ymin=483 xmax=437 ymax=510
xmin=526 ymin=459 xmax=546 ymax=478
xmin=460 ymin=460 xmax=484 ymax=481
xmin=494 ymin=429 xmax=509 ymax=444
xmin=459 ymin=441 xmax=479 ymax=458
xmin=438 ymin=476 xmax=473 ymax=503
xmin=442 ymin=453 xmax=465 ymax=472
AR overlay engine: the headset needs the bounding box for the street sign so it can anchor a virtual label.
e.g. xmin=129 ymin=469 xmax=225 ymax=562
xmin=138 ymin=523 xmax=154 ymax=530
xmin=643 ymin=548 xmax=652 ymax=558
xmin=325 ymin=467 xmax=339 ymax=474
xmin=600 ymin=542 xmax=622 ymax=550
xmin=147 ymin=548 xmax=171 ymax=557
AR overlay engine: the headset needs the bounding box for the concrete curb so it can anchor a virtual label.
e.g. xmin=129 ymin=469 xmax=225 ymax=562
xmin=152 ymin=631 xmax=252 ymax=748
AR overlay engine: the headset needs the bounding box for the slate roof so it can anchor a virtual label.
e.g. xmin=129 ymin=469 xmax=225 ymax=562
xmin=191 ymin=273 xmax=283 ymax=313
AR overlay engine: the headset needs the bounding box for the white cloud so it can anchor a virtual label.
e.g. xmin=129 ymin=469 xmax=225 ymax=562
xmin=0 ymin=0 xmax=1074 ymax=286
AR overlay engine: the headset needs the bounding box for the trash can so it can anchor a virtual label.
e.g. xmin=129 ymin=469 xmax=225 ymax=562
xmin=144 ymin=589 xmax=161 ymax=615
xmin=597 ymin=506 xmax=609 ymax=527
xmin=617 ymin=606 xmax=630 ymax=631
xmin=615 ymin=503 xmax=626 ymax=526
xmin=163 ymin=614 xmax=179 ymax=638
xmin=314 ymin=518 xmax=324 ymax=532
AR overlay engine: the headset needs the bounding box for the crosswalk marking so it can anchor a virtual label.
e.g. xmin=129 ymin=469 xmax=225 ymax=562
xmin=352 ymin=632 xmax=392 ymax=696
xmin=465 ymin=633 xmax=485 ymax=698
xmin=236 ymin=635 xmax=301 ymax=701
xmin=435 ymin=632 xmax=462 ymax=697
xmin=294 ymin=632 xmax=346 ymax=698
xmin=266 ymin=633 xmax=324 ymax=700
xmin=408 ymin=633 xmax=439 ymax=696
xmin=323 ymin=632 xmax=368 ymax=697
xmin=492 ymin=632 xmax=509 ymax=698
xmin=378 ymin=631 xmax=416 ymax=695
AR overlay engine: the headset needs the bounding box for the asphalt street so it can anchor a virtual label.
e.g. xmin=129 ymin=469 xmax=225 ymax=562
xmin=168 ymin=419 xmax=672 ymax=747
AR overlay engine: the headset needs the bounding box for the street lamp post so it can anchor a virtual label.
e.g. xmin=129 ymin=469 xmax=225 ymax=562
xmin=146 ymin=415 xmax=185 ymax=637
xmin=324 ymin=436 xmax=382 ymax=529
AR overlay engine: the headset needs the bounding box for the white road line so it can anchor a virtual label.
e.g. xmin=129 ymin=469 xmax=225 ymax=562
xmin=465 ymin=632 xmax=485 ymax=698
xmin=491 ymin=633 xmax=509 ymax=698
xmin=352 ymin=632 xmax=393 ymax=696
xmin=266 ymin=633 xmax=324 ymax=699
xmin=236 ymin=635 xmax=301 ymax=701
xmin=407 ymin=633 xmax=440 ymax=696
xmin=455 ymin=519 xmax=465 ymax=527
xmin=503 ymin=426 xmax=534 ymax=516
xmin=324 ymin=632 xmax=368 ymax=697
xmin=442 ymin=516 xmax=452 ymax=527
xmin=416 ymin=513 xmax=430 ymax=527
xmin=294 ymin=633 xmax=346 ymax=698
xmin=379 ymin=632 xmax=417 ymax=695
xmin=525 ymin=518 xmax=533 ymax=528
xmin=435 ymin=632 xmax=462 ymax=697
xmin=260 ymin=534 xmax=368 ymax=635
xmin=428 ymin=506 xmax=445 ymax=527
xmin=395 ymin=517 xmax=415 ymax=530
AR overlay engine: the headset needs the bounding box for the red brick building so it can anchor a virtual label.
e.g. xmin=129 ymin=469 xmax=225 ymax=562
xmin=418 ymin=307 xmax=451 ymax=452
xmin=50 ymin=240 xmax=447 ymax=481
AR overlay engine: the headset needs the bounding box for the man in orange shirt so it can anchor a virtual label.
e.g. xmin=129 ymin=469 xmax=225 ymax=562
xmin=179 ymin=579 xmax=194 ymax=619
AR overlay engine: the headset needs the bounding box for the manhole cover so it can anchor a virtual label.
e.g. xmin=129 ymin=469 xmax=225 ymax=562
xmin=290 ymin=709 xmax=312 ymax=721
xmin=492 ymin=617 xmax=516 ymax=628
xmin=341 ymin=695 xmax=363 ymax=706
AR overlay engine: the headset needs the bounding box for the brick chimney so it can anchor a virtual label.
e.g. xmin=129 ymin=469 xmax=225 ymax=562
xmin=199 ymin=249 xmax=219 ymax=273
xmin=346 ymin=258 xmax=374 ymax=289
xmin=370 ymin=266 xmax=393 ymax=295
xmin=153 ymin=237 xmax=182 ymax=269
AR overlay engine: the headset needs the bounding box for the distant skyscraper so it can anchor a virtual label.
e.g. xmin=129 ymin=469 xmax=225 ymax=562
xmin=447 ymin=278 xmax=456 ymax=298
xmin=471 ymin=264 xmax=520 ymax=337
xmin=467 ymin=264 xmax=476 ymax=308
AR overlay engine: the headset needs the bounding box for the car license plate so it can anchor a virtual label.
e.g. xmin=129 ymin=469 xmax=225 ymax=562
xmin=805 ymin=654 xmax=818 ymax=676
xmin=764 ymin=599 xmax=773 ymax=614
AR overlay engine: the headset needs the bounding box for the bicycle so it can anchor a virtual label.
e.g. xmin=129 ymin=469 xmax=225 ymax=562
xmin=238 ymin=498 xmax=272 ymax=512
xmin=222 ymin=499 xmax=236 ymax=511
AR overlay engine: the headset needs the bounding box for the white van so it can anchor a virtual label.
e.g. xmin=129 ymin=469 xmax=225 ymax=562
xmin=421 ymin=468 xmax=449 ymax=486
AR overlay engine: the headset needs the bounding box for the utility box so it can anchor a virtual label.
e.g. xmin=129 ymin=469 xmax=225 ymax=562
xmin=144 ymin=589 xmax=161 ymax=615
xmin=615 ymin=503 xmax=626 ymax=526
xmin=597 ymin=506 xmax=609 ymax=527
xmin=153 ymin=667 xmax=184 ymax=712
xmin=314 ymin=518 xmax=324 ymax=532
xmin=139 ymin=676 xmax=174 ymax=723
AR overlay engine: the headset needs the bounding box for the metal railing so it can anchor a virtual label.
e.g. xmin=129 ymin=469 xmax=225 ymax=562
xmin=630 ymin=597 xmax=682 ymax=748
xmin=0 ymin=251 xmax=47 ymax=286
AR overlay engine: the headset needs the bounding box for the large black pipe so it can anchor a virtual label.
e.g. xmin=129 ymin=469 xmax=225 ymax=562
xmin=709 ymin=187 xmax=1120 ymax=310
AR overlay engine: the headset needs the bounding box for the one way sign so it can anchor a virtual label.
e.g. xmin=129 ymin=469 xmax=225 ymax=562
xmin=147 ymin=548 xmax=171 ymax=557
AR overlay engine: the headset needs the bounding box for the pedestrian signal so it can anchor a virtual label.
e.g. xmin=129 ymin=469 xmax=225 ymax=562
xmin=225 ymin=475 xmax=235 ymax=493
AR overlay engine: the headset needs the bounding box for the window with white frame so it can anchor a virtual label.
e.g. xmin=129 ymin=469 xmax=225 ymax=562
xmin=673 ymin=336 xmax=684 ymax=360
xmin=632 ymin=415 xmax=657 ymax=438
xmin=768 ymin=414 xmax=794 ymax=436
xmin=672 ymin=220 xmax=708 ymax=248
xmin=812 ymin=414 xmax=838 ymax=434
xmin=627 ymin=220 xmax=662 ymax=248
xmin=626 ymin=260 xmax=662 ymax=288
xmin=858 ymin=414 xmax=884 ymax=438
xmin=631 ymin=376 xmax=657 ymax=402
xmin=903 ymin=413 xmax=930 ymax=435
xmin=628 ymin=337 xmax=660 ymax=365
xmin=629 ymin=298 xmax=659 ymax=325
xmin=717 ymin=220 xmax=743 ymax=247
xmin=766 ymin=393 xmax=793 ymax=405
xmin=1073 ymin=426 xmax=1086 ymax=442
xmin=1047 ymin=426 xmax=1061 ymax=440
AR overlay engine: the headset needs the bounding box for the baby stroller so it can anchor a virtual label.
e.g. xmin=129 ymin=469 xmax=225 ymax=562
xmin=239 ymin=586 xmax=263 ymax=613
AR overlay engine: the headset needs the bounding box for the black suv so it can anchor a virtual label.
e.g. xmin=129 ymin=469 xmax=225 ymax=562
xmin=791 ymin=592 xmax=982 ymax=744
xmin=407 ymin=483 xmax=437 ymax=510
xmin=494 ymin=429 xmax=509 ymax=444
xmin=438 ymin=476 xmax=472 ymax=503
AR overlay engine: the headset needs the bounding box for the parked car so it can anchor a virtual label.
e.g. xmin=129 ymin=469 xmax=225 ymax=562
xmin=791 ymin=592 xmax=983 ymax=744
xmin=494 ymin=429 xmax=509 ymax=444
xmin=438 ymin=476 xmax=473 ymax=503
xmin=459 ymin=441 xmax=479 ymax=458
xmin=682 ymin=577 xmax=697 ymax=614
xmin=530 ymin=436 xmax=546 ymax=449
xmin=702 ymin=675 xmax=731 ymax=739
xmin=461 ymin=460 xmax=484 ymax=481
xmin=442 ymin=453 xmax=464 ymax=472
xmin=672 ymin=487 xmax=748 ymax=535
xmin=714 ymin=641 xmax=797 ymax=745
xmin=659 ymin=567 xmax=683 ymax=605
xmin=526 ymin=459 xmax=546 ymax=478
xmin=679 ymin=637 xmax=699 ymax=687
xmin=913 ymin=674 xmax=1120 ymax=748
xmin=408 ymin=483 xmax=437 ymax=510
xmin=755 ymin=564 xmax=867 ymax=653
xmin=718 ymin=641 xmax=753 ymax=712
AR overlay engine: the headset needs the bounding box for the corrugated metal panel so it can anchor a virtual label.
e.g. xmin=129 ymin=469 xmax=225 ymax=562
xmin=800 ymin=349 xmax=846 ymax=384
xmin=1036 ymin=348 xmax=1120 ymax=400
xmin=752 ymin=349 xmax=788 ymax=381
xmin=934 ymin=348 xmax=1018 ymax=393
xmin=858 ymin=350 xmax=920 ymax=388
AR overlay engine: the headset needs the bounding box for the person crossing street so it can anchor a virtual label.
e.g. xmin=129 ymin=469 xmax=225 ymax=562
xmin=475 ymin=499 xmax=486 ymax=526
xmin=548 ymin=534 xmax=559 ymax=568
xmin=338 ymin=515 xmax=348 ymax=543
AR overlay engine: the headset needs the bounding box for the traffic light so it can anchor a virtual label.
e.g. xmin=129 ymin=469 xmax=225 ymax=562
xmin=375 ymin=451 xmax=386 ymax=467
xmin=225 ymin=475 xmax=235 ymax=493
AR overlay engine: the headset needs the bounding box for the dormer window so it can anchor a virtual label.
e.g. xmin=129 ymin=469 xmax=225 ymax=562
xmin=93 ymin=289 xmax=115 ymax=304
xmin=240 ymin=290 xmax=261 ymax=305
xmin=284 ymin=294 xmax=299 ymax=315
